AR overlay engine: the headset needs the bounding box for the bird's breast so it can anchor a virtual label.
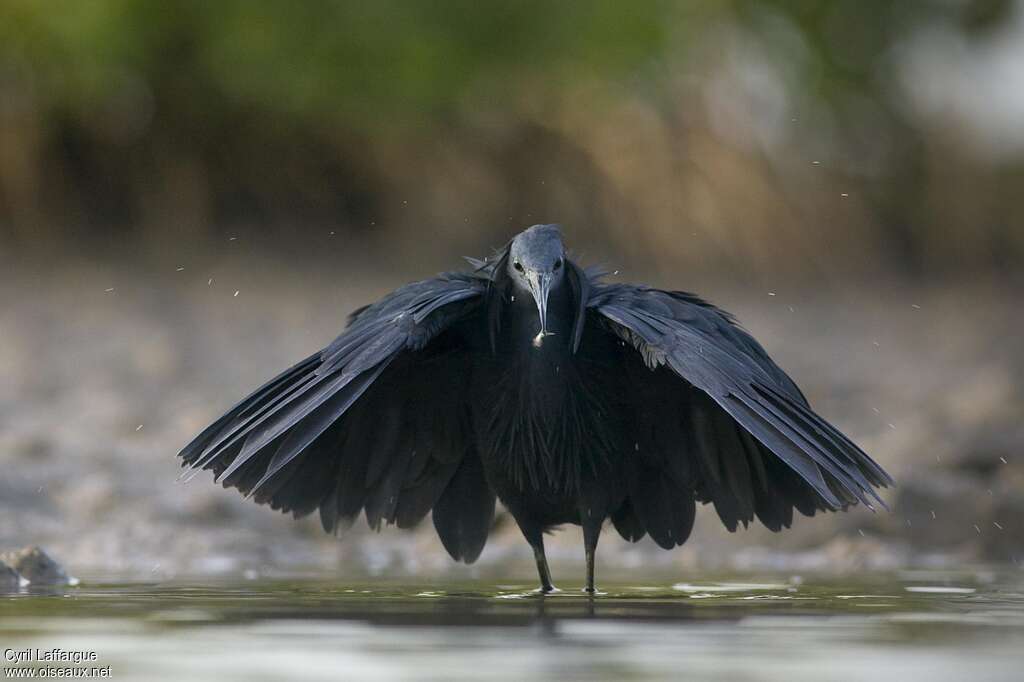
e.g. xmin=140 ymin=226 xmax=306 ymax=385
xmin=472 ymin=282 xmax=621 ymax=493
xmin=472 ymin=347 xmax=619 ymax=497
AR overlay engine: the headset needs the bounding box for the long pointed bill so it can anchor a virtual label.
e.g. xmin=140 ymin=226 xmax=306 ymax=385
xmin=527 ymin=271 xmax=554 ymax=348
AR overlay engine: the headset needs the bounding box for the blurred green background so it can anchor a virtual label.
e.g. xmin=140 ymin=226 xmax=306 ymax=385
xmin=2 ymin=0 xmax=1022 ymax=278
xmin=1 ymin=0 xmax=1022 ymax=579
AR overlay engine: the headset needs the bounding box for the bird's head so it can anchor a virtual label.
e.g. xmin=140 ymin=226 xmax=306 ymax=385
xmin=507 ymin=224 xmax=566 ymax=347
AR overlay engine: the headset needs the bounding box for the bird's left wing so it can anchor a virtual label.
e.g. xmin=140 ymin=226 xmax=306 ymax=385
xmin=587 ymin=283 xmax=892 ymax=523
xmin=179 ymin=272 xmax=496 ymax=562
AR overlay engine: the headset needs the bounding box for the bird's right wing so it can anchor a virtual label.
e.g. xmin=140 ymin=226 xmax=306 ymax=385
xmin=586 ymin=283 xmax=892 ymax=545
xmin=179 ymin=272 xmax=497 ymax=563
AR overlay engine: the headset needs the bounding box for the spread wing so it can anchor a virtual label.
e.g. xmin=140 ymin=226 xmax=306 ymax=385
xmin=179 ymin=272 xmax=496 ymax=563
xmin=587 ymin=283 xmax=892 ymax=546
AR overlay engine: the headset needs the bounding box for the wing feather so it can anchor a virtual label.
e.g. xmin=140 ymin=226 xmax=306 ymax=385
xmin=588 ymin=283 xmax=892 ymax=536
xmin=178 ymin=272 xmax=493 ymax=557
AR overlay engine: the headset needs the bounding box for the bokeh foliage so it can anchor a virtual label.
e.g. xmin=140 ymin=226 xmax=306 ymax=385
xmin=1 ymin=0 xmax=1021 ymax=278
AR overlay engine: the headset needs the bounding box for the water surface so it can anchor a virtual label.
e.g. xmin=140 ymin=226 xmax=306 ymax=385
xmin=3 ymin=571 xmax=1023 ymax=680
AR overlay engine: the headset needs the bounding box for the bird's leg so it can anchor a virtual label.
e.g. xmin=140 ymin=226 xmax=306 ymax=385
xmin=512 ymin=514 xmax=556 ymax=593
xmin=582 ymin=519 xmax=601 ymax=594
xmin=532 ymin=540 xmax=555 ymax=594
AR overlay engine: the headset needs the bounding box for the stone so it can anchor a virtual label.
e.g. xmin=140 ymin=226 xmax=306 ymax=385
xmin=0 ymin=546 xmax=77 ymax=586
xmin=0 ymin=560 xmax=28 ymax=590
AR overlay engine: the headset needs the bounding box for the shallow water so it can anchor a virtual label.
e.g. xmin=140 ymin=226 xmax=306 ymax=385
xmin=3 ymin=571 xmax=1024 ymax=681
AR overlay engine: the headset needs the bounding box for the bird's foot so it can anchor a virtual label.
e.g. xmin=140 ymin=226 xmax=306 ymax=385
xmin=533 ymin=585 xmax=560 ymax=595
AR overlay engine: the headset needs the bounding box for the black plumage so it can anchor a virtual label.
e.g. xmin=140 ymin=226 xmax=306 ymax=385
xmin=179 ymin=224 xmax=892 ymax=592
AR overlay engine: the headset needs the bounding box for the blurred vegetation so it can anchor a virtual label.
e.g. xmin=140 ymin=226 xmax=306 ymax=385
xmin=1 ymin=0 xmax=1022 ymax=279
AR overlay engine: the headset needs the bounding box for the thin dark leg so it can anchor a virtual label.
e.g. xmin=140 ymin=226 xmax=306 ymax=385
xmin=582 ymin=521 xmax=601 ymax=594
xmin=532 ymin=543 xmax=555 ymax=593
xmin=512 ymin=513 xmax=556 ymax=593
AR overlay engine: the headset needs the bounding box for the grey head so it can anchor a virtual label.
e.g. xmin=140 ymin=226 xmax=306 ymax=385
xmin=507 ymin=224 xmax=567 ymax=347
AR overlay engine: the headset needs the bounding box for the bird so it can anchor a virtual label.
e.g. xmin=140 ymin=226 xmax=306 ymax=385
xmin=179 ymin=224 xmax=892 ymax=593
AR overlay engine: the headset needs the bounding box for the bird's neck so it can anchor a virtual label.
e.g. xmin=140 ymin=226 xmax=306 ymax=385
xmin=485 ymin=281 xmax=584 ymax=493
xmin=504 ymin=283 xmax=573 ymax=359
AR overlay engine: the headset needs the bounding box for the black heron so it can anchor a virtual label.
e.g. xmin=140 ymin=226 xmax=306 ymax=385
xmin=179 ymin=224 xmax=892 ymax=592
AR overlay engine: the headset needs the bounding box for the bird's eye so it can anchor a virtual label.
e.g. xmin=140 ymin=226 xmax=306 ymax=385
xmin=513 ymin=260 xmax=524 ymax=273
xmin=553 ymin=258 xmax=563 ymax=270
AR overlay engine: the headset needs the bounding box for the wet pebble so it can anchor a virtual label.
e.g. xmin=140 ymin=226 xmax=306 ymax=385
xmin=0 ymin=546 xmax=77 ymax=586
